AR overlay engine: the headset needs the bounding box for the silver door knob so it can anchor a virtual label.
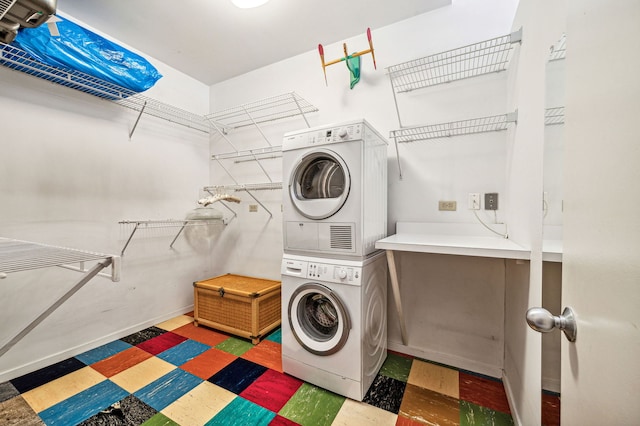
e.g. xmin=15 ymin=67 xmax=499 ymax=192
xmin=526 ymin=306 xmax=577 ymax=342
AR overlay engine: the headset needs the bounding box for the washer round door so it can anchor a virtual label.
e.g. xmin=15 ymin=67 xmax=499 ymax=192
xmin=289 ymin=149 xmax=350 ymax=220
xmin=288 ymin=283 xmax=351 ymax=356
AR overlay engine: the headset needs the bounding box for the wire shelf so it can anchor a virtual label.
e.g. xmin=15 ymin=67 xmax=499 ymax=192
xmin=389 ymin=112 xmax=518 ymax=143
xmin=545 ymin=107 xmax=565 ymax=125
xmin=0 ymin=42 xmax=210 ymax=134
xmin=212 ymin=145 xmax=282 ymax=161
xmin=205 ymin=92 xmax=318 ymax=130
xmin=204 ymin=182 xmax=283 ymax=192
xmin=548 ymin=34 xmax=566 ymax=62
xmin=0 ymin=237 xmax=120 ymax=281
xmin=387 ymin=29 xmax=522 ymax=93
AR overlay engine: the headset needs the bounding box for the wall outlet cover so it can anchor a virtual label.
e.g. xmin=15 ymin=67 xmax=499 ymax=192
xmin=439 ymin=201 xmax=457 ymax=211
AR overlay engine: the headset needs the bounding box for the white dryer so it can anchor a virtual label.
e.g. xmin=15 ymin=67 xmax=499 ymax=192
xmin=280 ymin=252 xmax=387 ymax=401
xmin=282 ymin=119 xmax=387 ymax=259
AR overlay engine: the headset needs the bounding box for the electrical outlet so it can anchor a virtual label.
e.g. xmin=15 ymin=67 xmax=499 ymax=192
xmin=249 ymin=204 xmax=258 ymax=212
xmin=438 ymin=201 xmax=457 ymax=211
xmin=485 ymin=193 xmax=498 ymax=210
xmin=468 ymin=193 xmax=481 ymax=210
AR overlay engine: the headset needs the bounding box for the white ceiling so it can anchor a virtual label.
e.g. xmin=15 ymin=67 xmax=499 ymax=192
xmin=57 ymin=0 xmax=450 ymax=86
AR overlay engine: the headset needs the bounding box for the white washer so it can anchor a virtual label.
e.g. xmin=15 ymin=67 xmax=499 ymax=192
xmin=282 ymin=119 xmax=387 ymax=259
xmin=280 ymin=252 xmax=387 ymax=401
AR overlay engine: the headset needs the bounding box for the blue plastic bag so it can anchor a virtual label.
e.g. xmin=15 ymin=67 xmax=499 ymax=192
xmin=12 ymin=15 xmax=162 ymax=93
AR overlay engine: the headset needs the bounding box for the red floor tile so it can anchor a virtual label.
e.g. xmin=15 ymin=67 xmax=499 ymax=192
xmin=459 ymin=372 xmax=511 ymax=414
xmin=240 ymin=369 xmax=303 ymax=412
xmin=542 ymin=392 xmax=560 ymax=426
xmin=136 ymin=332 xmax=187 ymax=355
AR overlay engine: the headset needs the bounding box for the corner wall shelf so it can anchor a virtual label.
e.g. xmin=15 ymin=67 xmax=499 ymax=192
xmin=0 ymin=42 xmax=210 ymax=137
xmin=0 ymin=237 xmax=120 ymax=356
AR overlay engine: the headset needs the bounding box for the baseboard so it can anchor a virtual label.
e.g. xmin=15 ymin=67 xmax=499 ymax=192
xmin=502 ymin=369 xmax=523 ymax=426
xmin=0 ymin=305 xmax=194 ymax=383
xmin=542 ymin=376 xmax=560 ymax=393
xmin=387 ymin=340 xmax=503 ymax=379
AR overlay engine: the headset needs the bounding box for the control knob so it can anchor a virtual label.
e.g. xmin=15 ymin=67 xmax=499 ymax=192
xmin=338 ymin=128 xmax=348 ymax=139
xmin=337 ymin=268 xmax=347 ymax=279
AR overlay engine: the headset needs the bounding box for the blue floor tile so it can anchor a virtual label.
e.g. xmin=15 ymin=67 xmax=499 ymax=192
xmin=134 ymin=368 xmax=202 ymax=411
xmin=156 ymin=339 xmax=210 ymax=366
xmin=38 ymin=380 xmax=128 ymax=425
xmin=75 ymin=340 xmax=132 ymax=365
xmin=265 ymin=328 xmax=281 ymax=344
xmin=208 ymin=358 xmax=267 ymax=394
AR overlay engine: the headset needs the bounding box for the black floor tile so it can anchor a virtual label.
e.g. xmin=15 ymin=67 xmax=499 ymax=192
xmin=208 ymin=358 xmax=267 ymax=394
xmin=119 ymin=326 xmax=167 ymax=346
xmin=10 ymin=357 xmax=86 ymax=393
xmin=363 ymin=374 xmax=407 ymax=414
xmin=77 ymin=395 xmax=158 ymax=426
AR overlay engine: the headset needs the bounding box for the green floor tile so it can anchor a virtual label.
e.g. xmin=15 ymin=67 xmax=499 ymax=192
xmin=142 ymin=412 xmax=180 ymax=426
xmin=379 ymin=352 xmax=413 ymax=382
xmin=215 ymin=337 xmax=254 ymax=356
xmin=460 ymin=400 xmax=514 ymax=426
xmin=278 ymin=383 xmax=345 ymax=426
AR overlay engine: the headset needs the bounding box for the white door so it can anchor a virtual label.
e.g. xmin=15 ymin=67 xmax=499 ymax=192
xmin=562 ymin=0 xmax=640 ymax=424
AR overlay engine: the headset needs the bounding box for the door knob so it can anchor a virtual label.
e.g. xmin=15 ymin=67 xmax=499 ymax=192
xmin=526 ymin=307 xmax=577 ymax=342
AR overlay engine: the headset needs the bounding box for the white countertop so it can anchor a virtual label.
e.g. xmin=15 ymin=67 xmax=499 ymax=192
xmin=375 ymin=222 xmax=531 ymax=260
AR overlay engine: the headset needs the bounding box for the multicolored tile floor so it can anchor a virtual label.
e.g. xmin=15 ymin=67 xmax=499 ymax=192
xmin=0 ymin=313 xmax=559 ymax=425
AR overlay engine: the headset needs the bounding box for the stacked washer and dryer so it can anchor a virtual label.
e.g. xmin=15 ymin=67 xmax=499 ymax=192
xmin=280 ymin=119 xmax=388 ymax=401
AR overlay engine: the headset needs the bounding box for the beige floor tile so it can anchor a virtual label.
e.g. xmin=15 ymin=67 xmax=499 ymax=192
xmin=156 ymin=315 xmax=195 ymax=331
xmin=407 ymin=359 xmax=459 ymax=399
xmin=109 ymin=357 xmax=176 ymax=393
xmin=21 ymin=367 xmax=106 ymax=413
xmin=161 ymin=381 xmax=236 ymax=426
xmin=331 ymin=398 xmax=398 ymax=426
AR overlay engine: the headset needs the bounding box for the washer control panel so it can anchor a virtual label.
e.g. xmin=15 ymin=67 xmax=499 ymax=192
xmin=282 ymin=257 xmax=362 ymax=285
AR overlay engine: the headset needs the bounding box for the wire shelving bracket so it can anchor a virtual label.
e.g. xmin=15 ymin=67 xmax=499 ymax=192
xmin=0 ymin=42 xmax=211 ymax=137
xmin=202 ymin=183 xmax=283 ymax=220
xmin=545 ymin=107 xmax=565 ymax=126
xmin=548 ymin=34 xmax=566 ymax=62
xmin=0 ymin=237 xmax=120 ymax=356
xmin=205 ymin=92 xmax=317 ymax=219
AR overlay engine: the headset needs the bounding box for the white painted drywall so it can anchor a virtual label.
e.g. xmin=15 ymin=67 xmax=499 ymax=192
xmin=208 ymin=0 xmax=521 ymax=380
xmin=0 ymin=17 xmax=213 ymax=381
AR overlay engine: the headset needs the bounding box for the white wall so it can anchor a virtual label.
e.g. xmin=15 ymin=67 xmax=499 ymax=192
xmin=502 ymin=0 xmax=567 ymax=424
xmin=0 ymin=16 xmax=212 ymax=381
xmin=208 ymin=0 xmax=520 ymax=378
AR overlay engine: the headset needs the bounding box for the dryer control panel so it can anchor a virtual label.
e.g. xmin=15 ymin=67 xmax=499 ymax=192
xmin=281 ymin=257 xmax=362 ymax=285
xmin=283 ymin=123 xmax=363 ymax=149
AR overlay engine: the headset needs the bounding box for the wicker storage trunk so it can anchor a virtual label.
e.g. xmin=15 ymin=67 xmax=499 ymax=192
xmin=193 ymin=274 xmax=281 ymax=344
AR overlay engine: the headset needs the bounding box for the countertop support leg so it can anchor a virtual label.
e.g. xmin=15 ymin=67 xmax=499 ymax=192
xmin=386 ymin=249 xmax=408 ymax=345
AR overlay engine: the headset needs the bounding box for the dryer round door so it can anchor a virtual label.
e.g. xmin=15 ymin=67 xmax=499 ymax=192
xmin=289 ymin=149 xmax=350 ymax=220
xmin=288 ymin=283 xmax=351 ymax=356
